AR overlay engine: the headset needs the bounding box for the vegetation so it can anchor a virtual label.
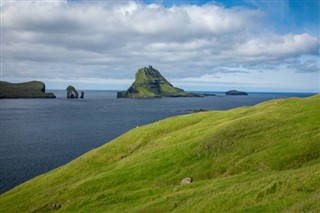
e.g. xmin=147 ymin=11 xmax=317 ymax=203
xmin=0 ymin=81 xmax=56 ymax=98
xmin=117 ymin=66 xmax=200 ymax=98
xmin=0 ymin=95 xmax=319 ymax=212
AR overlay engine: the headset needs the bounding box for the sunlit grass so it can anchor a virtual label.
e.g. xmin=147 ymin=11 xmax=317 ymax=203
xmin=1 ymin=95 xmax=319 ymax=212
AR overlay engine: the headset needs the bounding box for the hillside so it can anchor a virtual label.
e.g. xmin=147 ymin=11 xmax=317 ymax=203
xmin=1 ymin=95 xmax=319 ymax=212
xmin=0 ymin=81 xmax=56 ymax=98
xmin=117 ymin=66 xmax=200 ymax=98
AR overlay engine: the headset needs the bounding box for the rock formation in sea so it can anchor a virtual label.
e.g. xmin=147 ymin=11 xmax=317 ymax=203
xmin=80 ymin=91 xmax=84 ymax=99
xmin=66 ymin=86 xmax=79 ymax=98
xmin=117 ymin=66 xmax=200 ymax=98
xmin=225 ymin=90 xmax=248 ymax=95
xmin=0 ymin=81 xmax=56 ymax=99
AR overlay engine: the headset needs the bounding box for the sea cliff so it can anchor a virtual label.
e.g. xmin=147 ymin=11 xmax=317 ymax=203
xmin=0 ymin=81 xmax=56 ymax=99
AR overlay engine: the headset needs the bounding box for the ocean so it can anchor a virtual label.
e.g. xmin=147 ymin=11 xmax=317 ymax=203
xmin=0 ymin=91 xmax=315 ymax=194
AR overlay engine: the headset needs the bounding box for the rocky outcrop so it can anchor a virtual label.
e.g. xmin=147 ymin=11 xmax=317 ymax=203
xmin=66 ymin=86 xmax=79 ymax=98
xmin=49 ymin=203 xmax=62 ymax=210
xmin=117 ymin=66 xmax=201 ymax=98
xmin=80 ymin=91 xmax=84 ymax=99
xmin=0 ymin=81 xmax=56 ymax=99
xmin=191 ymin=109 xmax=209 ymax=113
xmin=225 ymin=90 xmax=248 ymax=96
xmin=201 ymin=93 xmax=216 ymax=96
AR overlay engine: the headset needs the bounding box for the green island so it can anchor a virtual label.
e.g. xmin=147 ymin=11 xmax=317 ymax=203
xmin=117 ymin=66 xmax=200 ymax=98
xmin=0 ymin=95 xmax=319 ymax=212
xmin=0 ymin=81 xmax=56 ymax=99
xmin=225 ymin=90 xmax=248 ymax=95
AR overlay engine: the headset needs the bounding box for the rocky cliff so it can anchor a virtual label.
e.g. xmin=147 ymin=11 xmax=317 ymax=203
xmin=117 ymin=66 xmax=200 ymax=98
xmin=0 ymin=81 xmax=56 ymax=98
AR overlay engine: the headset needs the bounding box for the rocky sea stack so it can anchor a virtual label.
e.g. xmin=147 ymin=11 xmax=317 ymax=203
xmin=225 ymin=90 xmax=248 ymax=95
xmin=117 ymin=66 xmax=200 ymax=98
xmin=0 ymin=81 xmax=56 ymax=99
xmin=66 ymin=86 xmax=79 ymax=98
xmin=80 ymin=91 xmax=84 ymax=99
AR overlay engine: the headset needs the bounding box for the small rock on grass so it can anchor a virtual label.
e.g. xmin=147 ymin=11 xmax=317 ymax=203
xmin=180 ymin=178 xmax=192 ymax=185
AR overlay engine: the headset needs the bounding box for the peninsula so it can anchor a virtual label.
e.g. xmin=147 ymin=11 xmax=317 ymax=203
xmin=117 ymin=66 xmax=200 ymax=98
xmin=1 ymin=95 xmax=319 ymax=212
xmin=0 ymin=81 xmax=56 ymax=99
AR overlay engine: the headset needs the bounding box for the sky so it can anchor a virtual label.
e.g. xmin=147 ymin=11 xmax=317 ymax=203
xmin=1 ymin=0 xmax=319 ymax=92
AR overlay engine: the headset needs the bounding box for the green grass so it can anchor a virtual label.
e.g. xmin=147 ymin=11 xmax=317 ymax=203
xmin=1 ymin=95 xmax=319 ymax=212
xmin=0 ymin=81 xmax=56 ymax=98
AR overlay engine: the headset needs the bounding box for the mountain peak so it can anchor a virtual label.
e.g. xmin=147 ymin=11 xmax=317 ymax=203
xmin=117 ymin=66 xmax=199 ymax=98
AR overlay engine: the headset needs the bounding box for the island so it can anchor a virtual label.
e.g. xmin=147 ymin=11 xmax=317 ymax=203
xmin=225 ymin=90 xmax=248 ymax=95
xmin=117 ymin=66 xmax=201 ymax=98
xmin=66 ymin=86 xmax=79 ymax=98
xmin=0 ymin=81 xmax=56 ymax=99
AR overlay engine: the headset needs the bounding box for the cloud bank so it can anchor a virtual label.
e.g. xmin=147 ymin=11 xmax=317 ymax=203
xmin=2 ymin=0 xmax=319 ymax=91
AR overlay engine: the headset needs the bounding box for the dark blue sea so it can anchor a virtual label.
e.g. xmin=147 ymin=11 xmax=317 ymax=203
xmin=0 ymin=91 xmax=315 ymax=193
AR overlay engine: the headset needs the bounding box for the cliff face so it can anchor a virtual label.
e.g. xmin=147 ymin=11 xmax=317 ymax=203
xmin=117 ymin=66 xmax=200 ymax=98
xmin=0 ymin=81 xmax=56 ymax=98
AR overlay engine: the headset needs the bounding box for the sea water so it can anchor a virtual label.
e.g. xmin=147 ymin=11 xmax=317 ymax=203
xmin=0 ymin=91 xmax=315 ymax=193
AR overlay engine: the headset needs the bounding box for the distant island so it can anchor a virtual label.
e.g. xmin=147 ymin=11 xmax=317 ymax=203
xmin=225 ymin=90 xmax=248 ymax=95
xmin=117 ymin=66 xmax=201 ymax=98
xmin=67 ymin=86 xmax=79 ymax=98
xmin=66 ymin=85 xmax=84 ymax=99
xmin=0 ymin=81 xmax=56 ymax=99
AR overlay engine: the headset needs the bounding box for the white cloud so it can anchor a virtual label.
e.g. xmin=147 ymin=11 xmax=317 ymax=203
xmin=1 ymin=0 xmax=319 ymax=91
xmin=234 ymin=33 xmax=318 ymax=58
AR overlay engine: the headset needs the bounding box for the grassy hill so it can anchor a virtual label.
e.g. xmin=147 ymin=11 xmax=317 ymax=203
xmin=0 ymin=81 xmax=56 ymax=98
xmin=1 ymin=95 xmax=319 ymax=212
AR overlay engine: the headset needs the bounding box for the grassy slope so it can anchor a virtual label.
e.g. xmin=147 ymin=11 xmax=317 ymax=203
xmin=1 ymin=95 xmax=320 ymax=212
xmin=0 ymin=81 xmax=55 ymax=98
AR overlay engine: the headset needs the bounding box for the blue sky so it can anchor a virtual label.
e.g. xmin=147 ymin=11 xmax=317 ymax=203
xmin=145 ymin=0 xmax=320 ymax=34
xmin=2 ymin=0 xmax=319 ymax=92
